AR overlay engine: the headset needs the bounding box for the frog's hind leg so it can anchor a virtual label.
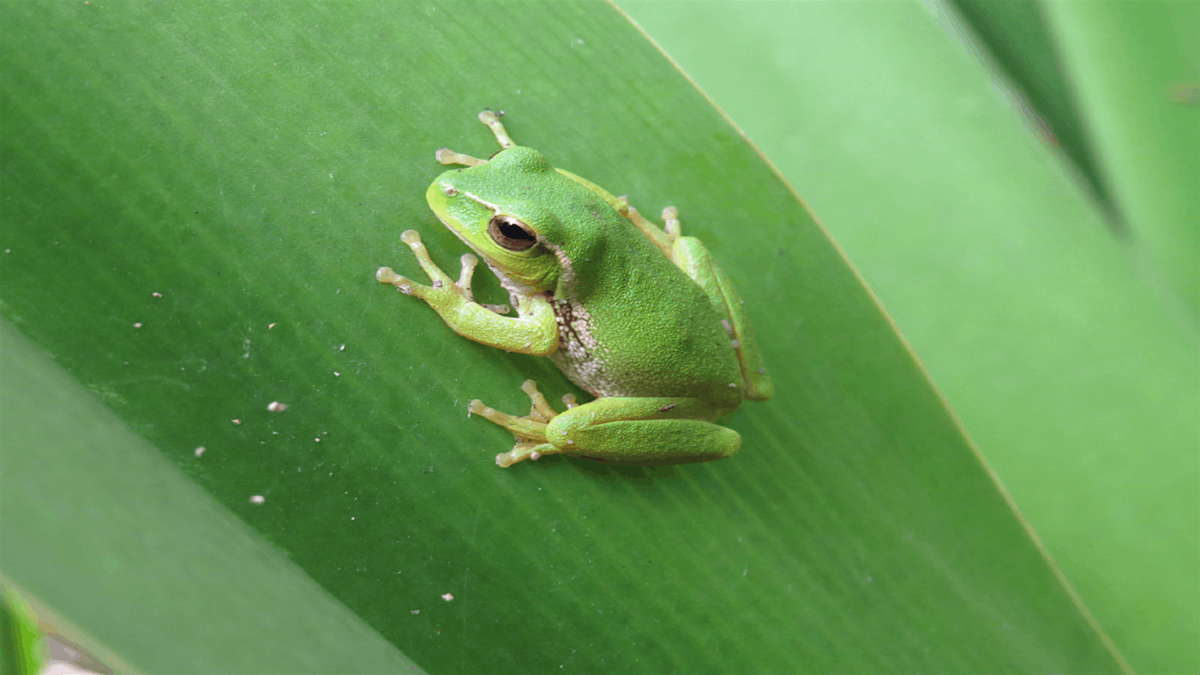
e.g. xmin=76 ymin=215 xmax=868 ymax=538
xmin=471 ymin=383 xmax=739 ymax=467
xmin=545 ymin=396 xmax=741 ymax=466
xmin=657 ymin=208 xmax=774 ymax=401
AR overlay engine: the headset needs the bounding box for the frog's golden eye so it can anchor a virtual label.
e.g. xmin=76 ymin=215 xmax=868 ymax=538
xmin=488 ymin=215 xmax=538 ymax=252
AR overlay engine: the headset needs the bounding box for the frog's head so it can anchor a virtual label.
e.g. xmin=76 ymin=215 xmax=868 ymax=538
xmin=426 ymin=146 xmax=584 ymax=295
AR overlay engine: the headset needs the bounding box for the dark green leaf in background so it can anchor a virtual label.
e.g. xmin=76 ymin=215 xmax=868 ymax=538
xmin=949 ymin=0 xmax=1120 ymax=232
xmin=0 ymin=1 xmax=1142 ymax=672
xmin=1044 ymin=0 xmax=1200 ymax=318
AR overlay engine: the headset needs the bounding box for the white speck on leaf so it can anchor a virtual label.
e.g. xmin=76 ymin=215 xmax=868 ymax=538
xmin=250 ymin=495 xmax=265 ymax=504
xmin=441 ymin=593 xmax=454 ymax=602
xmin=194 ymin=446 xmax=206 ymax=457
xmin=268 ymin=401 xmax=287 ymax=412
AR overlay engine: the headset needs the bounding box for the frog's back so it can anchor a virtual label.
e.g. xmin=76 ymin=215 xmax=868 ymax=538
xmin=547 ymin=212 xmax=743 ymax=408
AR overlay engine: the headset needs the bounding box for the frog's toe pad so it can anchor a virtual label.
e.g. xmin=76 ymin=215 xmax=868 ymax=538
xmin=377 ymin=267 xmax=419 ymax=295
xmin=496 ymin=442 xmax=556 ymax=468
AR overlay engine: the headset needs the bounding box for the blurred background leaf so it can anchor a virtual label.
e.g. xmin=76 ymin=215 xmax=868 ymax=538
xmin=619 ymin=0 xmax=1198 ymax=672
xmin=0 ymin=0 xmax=1167 ymax=672
xmin=948 ymin=0 xmax=1120 ymax=231
xmin=1 ymin=585 xmax=45 ymax=675
xmin=1043 ymin=0 xmax=1200 ymax=315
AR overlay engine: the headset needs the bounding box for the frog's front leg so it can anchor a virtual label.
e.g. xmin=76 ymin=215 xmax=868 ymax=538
xmin=471 ymin=382 xmax=741 ymax=467
xmin=376 ymin=230 xmax=559 ymax=356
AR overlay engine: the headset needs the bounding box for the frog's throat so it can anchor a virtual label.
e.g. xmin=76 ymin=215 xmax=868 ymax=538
xmin=483 ymin=260 xmax=536 ymax=299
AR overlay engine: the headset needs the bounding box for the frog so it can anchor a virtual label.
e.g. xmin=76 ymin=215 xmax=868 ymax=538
xmin=376 ymin=111 xmax=773 ymax=468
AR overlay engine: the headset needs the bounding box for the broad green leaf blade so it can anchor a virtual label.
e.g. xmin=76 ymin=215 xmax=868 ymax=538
xmin=620 ymin=0 xmax=1197 ymax=672
xmin=1043 ymin=1 xmax=1200 ymax=319
xmin=0 ymin=322 xmax=423 ymax=673
xmin=1 ymin=1 xmax=1124 ymax=671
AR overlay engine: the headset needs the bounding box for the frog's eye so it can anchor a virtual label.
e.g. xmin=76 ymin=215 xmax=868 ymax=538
xmin=488 ymin=215 xmax=538 ymax=252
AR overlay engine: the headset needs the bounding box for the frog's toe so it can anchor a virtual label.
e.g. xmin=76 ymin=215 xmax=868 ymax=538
xmin=435 ymin=147 xmax=485 ymax=167
xmin=496 ymin=441 xmax=558 ymax=468
xmin=519 ymin=380 xmax=560 ymax=422
xmin=376 ymin=267 xmax=420 ymax=294
xmin=662 ymin=206 xmax=682 ymax=238
xmin=468 ymin=396 xmax=551 ymax=443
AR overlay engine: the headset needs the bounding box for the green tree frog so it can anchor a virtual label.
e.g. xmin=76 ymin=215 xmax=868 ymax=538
xmin=377 ymin=111 xmax=773 ymax=467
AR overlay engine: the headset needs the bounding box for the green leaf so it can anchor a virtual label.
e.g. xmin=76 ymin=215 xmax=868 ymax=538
xmin=1 ymin=322 xmax=422 ymax=673
xmin=620 ymin=0 xmax=1197 ymax=672
xmin=1 ymin=586 xmax=45 ymax=675
xmin=1 ymin=1 xmax=1129 ymax=671
xmin=1042 ymin=0 xmax=1200 ymax=319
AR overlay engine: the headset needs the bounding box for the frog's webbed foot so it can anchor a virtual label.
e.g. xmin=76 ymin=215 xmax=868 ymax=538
xmin=469 ymin=380 xmax=574 ymax=467
xmin=376 ymin=230 xmax=479 ymax=304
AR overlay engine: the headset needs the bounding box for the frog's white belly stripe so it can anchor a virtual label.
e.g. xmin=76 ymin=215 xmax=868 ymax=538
xmin=539 ymin=239 xmax=620 ymax=397
xmin=550 ymin=299 xmax=622 ymax=397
